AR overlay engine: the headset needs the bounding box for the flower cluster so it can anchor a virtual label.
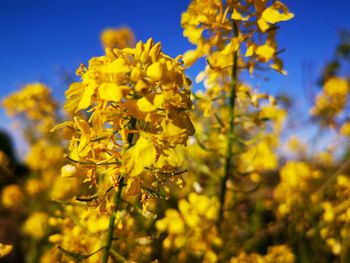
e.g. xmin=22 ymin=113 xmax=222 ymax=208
xmin=2 ymin=83 xmax=57 ymax=134
xmin=156 ymin=193 xmax=221 ymax=262
xmin=274 ymin=161 xmax=321 ymax=216
xmin=100 ymin=27 xmax=135 ymax=49
xmin=43 ymin=205 xmax=153 ymax=262
xmin=311 ymin=77 xmax=349 ymax=126
xmin=230 ymin=245 xmax=295 ymax=263
xmin=58 ymin=38 xmax=194 ymax=211
xmin=181 ymin=0 xmax=294 ymax=73
xmin=317 ymin=174 xmax=350 ymax=256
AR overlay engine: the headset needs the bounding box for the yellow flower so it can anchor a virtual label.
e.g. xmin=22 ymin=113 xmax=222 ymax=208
xmin=264 ymin=245 xmax=295 ymax=263
xmin=181 ymin=0 xmax=293 ymax=74
xmin=124 ymin=135 xmax=157 ymax=177
xmin=322 ymin=202 xmax=335 ymax=222
xmin=340 ymin=122 xmax=350 ymax=137
xmin=23 ymin=212 xmax=49 ymax=239
xmin=100 ymin=27 xmax=135 ymax=49
xmin=230 ymin=245 xmax=295 ymax=263
xmin=156 ymin=193 xmax=221 ymax=256
xmin=324 ymin=77 xmax=348 ymax=96
xmin=0 ymin=243 xmax=13 ymax=258
xmin=238 ymin=140 xmax=278 ymax=173
xmin=2 ymin=83 xmax=57 ymax=133
xmin=56 ymin=38 xmax=194 ymax=211
xmin=1 ymin=184 xmax=24 ymax=209
xmin=274 ymin=161 xmax=321 ymax=216
xmin=26 ymin=141 xmax=64 ymax=171
xmin=25 ymin=178 xmax=45 ymax=196
xmin=311 ymin=77 xmax=349 ymax=123
xmin=256 ymin=42 xmax=276 ymax=62
xmin=260 ymin=3 xmax=294 ymax=31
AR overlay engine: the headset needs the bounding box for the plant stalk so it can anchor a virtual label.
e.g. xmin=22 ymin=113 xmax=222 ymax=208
xmin=102 ymin=118 xmax=136 ymax=263
xmin=218 ymin=21 xmax=239 ymax=229
xmin=102 ymin=177 xmax=124 ymax=263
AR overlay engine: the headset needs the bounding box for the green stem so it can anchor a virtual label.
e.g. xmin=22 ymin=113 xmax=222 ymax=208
xmin=102 ymin=177 xmax=124 ymax=263
xmin=102 ymin=117 xmax=136 ymax=263
xmin=218 ymin=21 xmax=239 ymax=229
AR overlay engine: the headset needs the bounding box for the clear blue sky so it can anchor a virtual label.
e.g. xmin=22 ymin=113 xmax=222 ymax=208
xmin=0 ymin=0 xmax=349 ymax=154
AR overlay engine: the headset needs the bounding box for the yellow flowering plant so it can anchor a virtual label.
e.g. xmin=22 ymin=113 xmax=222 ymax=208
xmin=181 ymin=0 xmax=292 ymax=225
xmin=1 ymin=83 xmax=86 ymax=262
xmin=156 ymin=193 xmax=221 ymax=262
xmin=2 ymin=2 xmax=350 ymax=263
xmin=148 ymin=0 xmax=295 ymax=261
xmin=52 ymin=34 xmax=195 ymax=260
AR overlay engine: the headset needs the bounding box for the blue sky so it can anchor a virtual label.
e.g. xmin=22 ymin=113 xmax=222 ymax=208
xmin=0 ymin=0 xmax=349 ymax=155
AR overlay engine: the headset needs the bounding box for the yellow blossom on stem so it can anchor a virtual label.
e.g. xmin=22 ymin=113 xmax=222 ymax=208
xmin=57 ymin=38 xmax=194 ymax=210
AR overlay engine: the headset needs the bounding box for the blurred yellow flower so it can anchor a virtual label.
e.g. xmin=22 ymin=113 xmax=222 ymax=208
xmin=23 ymin=212 xmax=49 ymax=239
xmin=100 ymin=27 xmax=135 ymax=49
xmin=1 ymin=184 xmax=24 ymax=209
xmin=0 ymin=243 xmax=13 ymax=258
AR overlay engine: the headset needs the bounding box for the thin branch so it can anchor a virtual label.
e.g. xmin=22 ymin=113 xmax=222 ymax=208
xmin=58 ymin=245 xmax=105 ymax=261
xmin=110 ymin=248 xmax=127 ymax=262
xmin=65 ymin=155 xmax=121 ymax=166
xmin=75 ymin=186 xmax=114 ymax=202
